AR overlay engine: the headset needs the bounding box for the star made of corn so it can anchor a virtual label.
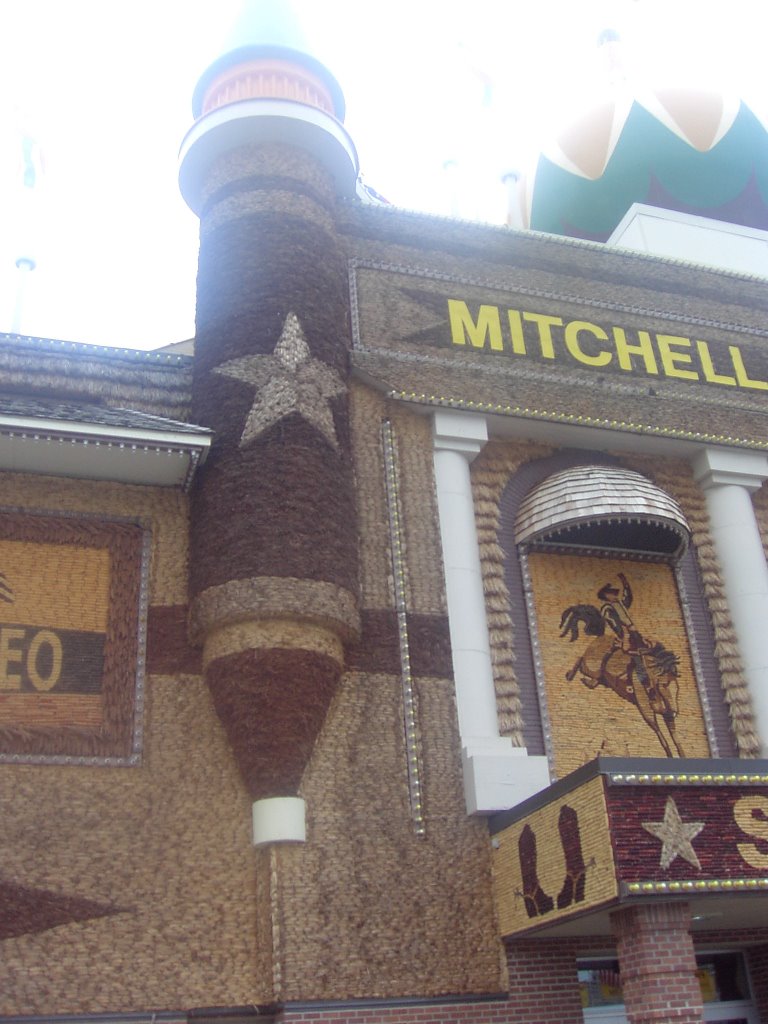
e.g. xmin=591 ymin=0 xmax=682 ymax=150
xmin=213 ymin=312 xmax=346 ymax=450
xmin=642 ymin=796 xmax=705 ymax=870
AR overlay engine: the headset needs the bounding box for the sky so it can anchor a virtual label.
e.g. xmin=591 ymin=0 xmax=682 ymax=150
xmin=0 ymin=0 xmax=766 ymax=350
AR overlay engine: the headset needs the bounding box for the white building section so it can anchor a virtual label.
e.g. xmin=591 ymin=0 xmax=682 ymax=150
xmin=608 ymin=204 xmax=768 ymax=278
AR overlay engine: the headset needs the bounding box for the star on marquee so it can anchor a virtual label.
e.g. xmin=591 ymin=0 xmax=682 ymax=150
xmin=213 ymin=312 xmax=346 ymax=449
xmin=642 ymin=796 xmax=705 ymax=870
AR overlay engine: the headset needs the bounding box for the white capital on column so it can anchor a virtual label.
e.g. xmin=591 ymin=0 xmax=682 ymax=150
xmin=432 ymin=410 xmax=549 ymax=812
xmin=693 ymin=447 xmax=768 ymax=755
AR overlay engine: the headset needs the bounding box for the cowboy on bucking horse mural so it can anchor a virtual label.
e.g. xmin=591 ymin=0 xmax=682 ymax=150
xmin=559 ymin=572 xmax=685 ymax=757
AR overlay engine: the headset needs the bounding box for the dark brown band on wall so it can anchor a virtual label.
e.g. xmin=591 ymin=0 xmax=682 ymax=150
xmin=146 ymin=605 xmax=202 ymax=675
xmin=347 ymin=610 xmax=453 ymax=678
xmin=201 ymin=173 xmax=336 ymax=221
xmin=197 ymin=141 xmax=336 ymax=214
xmin=206 ymin=647 xmax=341 ymax=798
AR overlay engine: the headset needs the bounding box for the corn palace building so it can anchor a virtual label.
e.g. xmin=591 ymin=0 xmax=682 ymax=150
xmin=2 ymin=5 xmax=768 ymax=1024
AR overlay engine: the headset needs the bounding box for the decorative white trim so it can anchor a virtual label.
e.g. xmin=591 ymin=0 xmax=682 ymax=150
xmin=0 ymin=423 xmax=210 ymax=490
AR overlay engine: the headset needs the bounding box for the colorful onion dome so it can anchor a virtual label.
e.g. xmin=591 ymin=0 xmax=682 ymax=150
xmin=523 ymin=85 xmax=768 ymax=241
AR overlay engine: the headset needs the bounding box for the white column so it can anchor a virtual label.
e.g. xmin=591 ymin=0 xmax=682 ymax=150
xmin=693 ymin=448 xmax=768 ymax=755
xmin=433 ymin=410 xmax=550 ymax=813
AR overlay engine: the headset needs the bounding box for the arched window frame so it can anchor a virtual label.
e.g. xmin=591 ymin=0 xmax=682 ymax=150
xmin=498 ymin=451 xmax=736 ymax=774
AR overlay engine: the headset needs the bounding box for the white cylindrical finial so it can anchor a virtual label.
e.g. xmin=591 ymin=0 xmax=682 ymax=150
xmin=252 ymin=796 xmax=306 ymax=846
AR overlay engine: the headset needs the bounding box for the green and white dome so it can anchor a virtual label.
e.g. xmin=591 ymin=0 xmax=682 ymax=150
xmin=521 ymin=84 xmax=768 ymax=241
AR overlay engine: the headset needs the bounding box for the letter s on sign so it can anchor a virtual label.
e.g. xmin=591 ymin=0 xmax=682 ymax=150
xmin=734 ymin=795 xmax=768 ymax=869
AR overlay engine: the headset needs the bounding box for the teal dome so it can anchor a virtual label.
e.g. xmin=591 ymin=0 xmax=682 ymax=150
xmin=524 ymin=88 xmax=768 ymax=241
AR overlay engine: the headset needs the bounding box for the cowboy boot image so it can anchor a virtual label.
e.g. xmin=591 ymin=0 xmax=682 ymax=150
xmin=556 ymin=805 xmax=587 ymax=909
xmin=518 ymin=824 xmax=555 ymax=918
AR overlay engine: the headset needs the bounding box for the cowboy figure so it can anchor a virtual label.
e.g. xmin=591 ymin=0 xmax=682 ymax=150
xmin=597 ymin=572 xmax=652 ymax=691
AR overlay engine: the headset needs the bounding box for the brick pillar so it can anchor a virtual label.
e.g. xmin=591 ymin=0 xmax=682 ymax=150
xmin=611 ymin=902 xmax=703 ymax=1024
xmin=746 ymin=942 xmax=768 ymax=1023
xmin=505 ymin=939 xmax=584 ymax=1024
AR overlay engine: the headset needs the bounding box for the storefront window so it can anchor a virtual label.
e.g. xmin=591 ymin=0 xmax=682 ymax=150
xmin=579 ymin=952 xmax=751 ymax=1009
xmin=578 ymin=959 xmax=623 ymax=1008
xmin=696 ymin=953 xmax=750 ymax=1004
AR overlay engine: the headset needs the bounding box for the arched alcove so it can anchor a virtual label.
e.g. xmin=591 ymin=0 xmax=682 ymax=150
xmin=496 ymin=453 xmax=735 ymax=772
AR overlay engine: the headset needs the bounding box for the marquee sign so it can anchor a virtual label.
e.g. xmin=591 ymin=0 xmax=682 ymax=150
xmin=0 ymin=511 xmax=147 ymax=764
xmin=351 ymin=265 xmax=768 ymax=446
xmin=491 ymin=757 xmax=768 ymax=937
xmin=446 ymin=300 xmax=768 ymax=393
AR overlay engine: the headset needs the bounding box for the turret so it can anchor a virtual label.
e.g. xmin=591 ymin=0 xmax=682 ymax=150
xmin=180 ymin=0 xmax=360 ymax=845
xmin=179 ymin=0 xmax=358 ymax=210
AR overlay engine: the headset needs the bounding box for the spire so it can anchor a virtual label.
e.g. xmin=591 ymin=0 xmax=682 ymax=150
xmin=10 ymin=112 xmax=44 ymax=335
xmin=191 ymin=0 xmax=345 ymax=121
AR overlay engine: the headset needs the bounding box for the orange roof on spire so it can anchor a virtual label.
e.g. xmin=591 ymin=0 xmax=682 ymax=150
xmin=192 ymin=0 xmax=345 ymax=120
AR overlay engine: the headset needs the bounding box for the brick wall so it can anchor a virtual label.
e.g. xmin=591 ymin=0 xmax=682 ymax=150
xmin=504 ymin=938 xmax=585 ymax=1024
xmin=281 ymin=999 xmax=512 ymax=1024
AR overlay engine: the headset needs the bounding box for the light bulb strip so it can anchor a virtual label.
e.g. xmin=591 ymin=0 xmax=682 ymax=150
xmin=382 ymin=419 xmax=426 ymax=837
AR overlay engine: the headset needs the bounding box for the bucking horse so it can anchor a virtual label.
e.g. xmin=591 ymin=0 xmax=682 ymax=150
xmin=559 ymin=603 xmax=685 ymax=758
